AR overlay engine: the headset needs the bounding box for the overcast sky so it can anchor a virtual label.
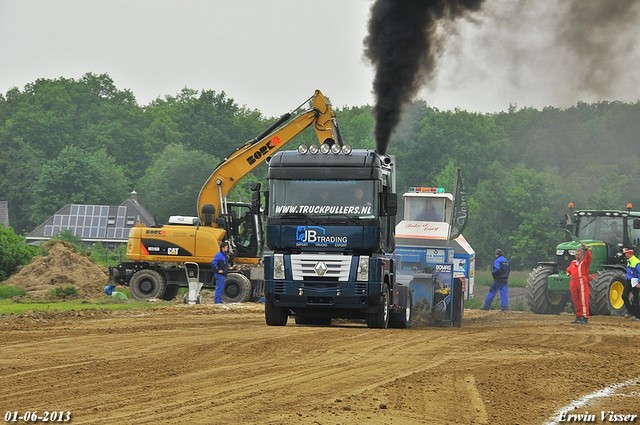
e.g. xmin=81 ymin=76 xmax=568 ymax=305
xmin=2 ymin=0 xmax=640 ymax=117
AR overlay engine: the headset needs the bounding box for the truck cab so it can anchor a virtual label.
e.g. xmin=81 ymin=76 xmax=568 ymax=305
xmin=263 ymin=146 xmax=411 ymax=328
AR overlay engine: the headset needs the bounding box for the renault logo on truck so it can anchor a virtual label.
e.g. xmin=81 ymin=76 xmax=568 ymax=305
xmin=314 ymin=261 xmax=328 ymax=276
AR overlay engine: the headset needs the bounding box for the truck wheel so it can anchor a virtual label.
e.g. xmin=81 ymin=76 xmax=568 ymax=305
xmin=590 ymin=270 xmax=626 ymax=316
xmin=525 ymin=265 xmax=567 ymax=314
xmin=366 ymin=285 xmax=390 ymax=329
xmin=222 ymin=273 xmax=252 ymax=303
xmin=129 ymin=269 xmax=166 ymax=301
xmin=294 ymin=314 xmax=311 ymax=325
xmin=309 ymin=317 xmax=332 ymax=326
xmin=452 ymin=280 xmax=464 ymax=328
xmin=389 ymin=289 xmax=412 ymax=328
xmin=265 ymin=300 xmax=288 ymax=326
xmin=160 ymin=284 xmax=179 ymax=301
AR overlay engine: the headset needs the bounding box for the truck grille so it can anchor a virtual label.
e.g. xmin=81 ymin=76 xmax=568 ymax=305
xmin=290 ymin=254 xmax=352 ymax=281
xmin=355 ymin=282 xmax=368 ymax=296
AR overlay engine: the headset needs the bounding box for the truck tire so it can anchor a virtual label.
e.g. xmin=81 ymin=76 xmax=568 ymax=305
xmin=590 ymin=270 xmax=627 ymax=316
xmin=160 ymin=284 xmax=179 ymax=301
xmin=294 ymin=314 xmax=311 ymax=325
xmin=389 ymin=289 xmax=412 ymax=328
xmin=129 ymin=269 xmax=166 ymax=301
xmin=366 ymin=285 xmax=390 ymax=329
xmin=525 ymin=265 xmax=567 ymax=314
xmin=452 ymin=280 xmax=464 ymax=328
xmin=222 ymin=273 xmax=252 ymax=303
xmin=265 ymin=300 xmax=289 ymax=326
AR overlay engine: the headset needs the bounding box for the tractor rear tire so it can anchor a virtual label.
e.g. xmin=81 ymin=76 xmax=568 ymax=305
xmin=222 ymin=273 xmax=253 ymax=303
xmin=590 ymin=270 xmax=627 ymax=316
xmin=525 ymin=265 xmax=567 ymax=314
xmin=129 ymin=269 xmax=166 ymax=301
xmin=366 ymin=285 xmax=390 ymax=329
xmin=265 ymin=300 xmax=289 ymax=326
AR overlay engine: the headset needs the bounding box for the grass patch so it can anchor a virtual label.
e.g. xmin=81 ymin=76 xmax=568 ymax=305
xmin=48 ymin=286 xmax=79 ymax=300
xmin=0 ymin=298 xmax=172 ymax=315
xmin=0 ymin=284 xmax=27 ymax=299
xmin=475 ymin=269 xmax=529 ymax=288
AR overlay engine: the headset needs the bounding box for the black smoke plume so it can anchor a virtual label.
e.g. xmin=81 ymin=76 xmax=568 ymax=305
xmin=364 ymin=0 xmax=485 ymax=155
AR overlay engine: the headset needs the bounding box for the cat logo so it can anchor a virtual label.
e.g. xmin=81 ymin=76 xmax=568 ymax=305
xmin=167 ymin=247 xmax=179 ymax=255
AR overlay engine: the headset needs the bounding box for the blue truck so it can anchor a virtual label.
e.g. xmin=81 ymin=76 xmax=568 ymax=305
xmin=262 ymin=146 xmax=412 ymax=328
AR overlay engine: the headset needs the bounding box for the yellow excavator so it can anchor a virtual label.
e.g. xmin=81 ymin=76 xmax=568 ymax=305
xmin=108 ymin=90 xmax=342 ymax=302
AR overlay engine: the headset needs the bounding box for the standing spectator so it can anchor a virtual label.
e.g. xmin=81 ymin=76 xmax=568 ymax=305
xmin=622 ymin=247 xmax=640 ymax=321
xmin=212 ymin=241 xmax=229 ymax=304
xmin=566 ymin=242 xmax=592 ymax=324
xmin=482 ymin=249 xmax=510 ymax=311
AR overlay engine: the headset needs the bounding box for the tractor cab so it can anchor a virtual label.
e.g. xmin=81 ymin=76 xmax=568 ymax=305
xmin=563 ymin=207 xmax=640 ymax=265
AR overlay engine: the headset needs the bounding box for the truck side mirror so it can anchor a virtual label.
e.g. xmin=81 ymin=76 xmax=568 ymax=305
xmin=387 ymin=193 xmax=398 ymax=216
xmin=379 ymin=192 xmax=397 ymax=216
xmin=633 ymin=218 xmax=640 ymax=229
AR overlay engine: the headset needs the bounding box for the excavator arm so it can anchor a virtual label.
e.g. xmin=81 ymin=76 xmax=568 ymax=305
xmin=197 ymin=89 xmax=340 ymax=225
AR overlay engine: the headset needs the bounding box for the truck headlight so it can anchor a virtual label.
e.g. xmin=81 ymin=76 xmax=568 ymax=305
xmin=357 ymin=256 xmax=369 ymax=281
xmin=273 ymin=254 xmax=285 ymax=280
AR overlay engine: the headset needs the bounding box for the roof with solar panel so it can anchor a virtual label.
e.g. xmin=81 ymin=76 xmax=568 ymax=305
xmin=26 ymin=191 xmax=156 ymax=244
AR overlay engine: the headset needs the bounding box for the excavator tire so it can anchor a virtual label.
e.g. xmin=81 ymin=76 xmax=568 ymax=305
xmin=222 ymin=273 xmax=252 ymax=303
xmin=160 ymin=284 xmax=179 ymax=301
xmin=525 ymin=265 xmax=567 ymax=314
xmin=129 ymin=269 xmax=166 ymax=301
xmin=590 ymin=270 xmax=627 ymax=316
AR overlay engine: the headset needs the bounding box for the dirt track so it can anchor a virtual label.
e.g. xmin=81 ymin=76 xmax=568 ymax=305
xmin=1 ymin=305 xmax=639 ymax=425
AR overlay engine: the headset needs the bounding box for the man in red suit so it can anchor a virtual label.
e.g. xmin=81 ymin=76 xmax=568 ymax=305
xmin=566 ymin=242 xmax=592 ymax=324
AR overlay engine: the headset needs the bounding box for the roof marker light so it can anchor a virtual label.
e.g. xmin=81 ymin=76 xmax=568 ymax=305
xmin=408 ymin=187 xmax=445 ymax=193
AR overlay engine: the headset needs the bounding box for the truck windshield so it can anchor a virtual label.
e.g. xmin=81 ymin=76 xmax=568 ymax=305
xmin=269 ymin=180 xmax=377 ymax=218
xmin=577 ymin=216 xmax=625 ymax=245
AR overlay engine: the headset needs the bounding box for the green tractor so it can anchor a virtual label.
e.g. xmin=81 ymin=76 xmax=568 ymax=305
xmin=526 ymin=204 xmax=640 ymax=316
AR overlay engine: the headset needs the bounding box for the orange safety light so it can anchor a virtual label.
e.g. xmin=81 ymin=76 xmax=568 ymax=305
xmin=408 ymin=187 xmax=445 ymax=193
xmin=627 ymin=202 xmax=633 ymax=211
xmin=568 ymin=202 xmax=574 ymax=210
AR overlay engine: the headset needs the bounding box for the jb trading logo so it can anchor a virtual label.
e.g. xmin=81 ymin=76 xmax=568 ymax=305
xmin=296 ymin=226 xmax=326 ymax=243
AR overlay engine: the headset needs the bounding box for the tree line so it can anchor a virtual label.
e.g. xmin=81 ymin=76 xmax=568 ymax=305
xmin=2 ymin=73 xmax=640 ymax=270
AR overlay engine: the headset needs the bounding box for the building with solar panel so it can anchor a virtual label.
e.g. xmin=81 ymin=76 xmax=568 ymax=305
xmin=26 ymin=191 xmax=156 ymax=248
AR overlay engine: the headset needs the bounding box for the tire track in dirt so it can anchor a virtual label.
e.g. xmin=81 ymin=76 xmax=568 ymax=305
xmin=2 ymin=307 xmax=639 ymax=424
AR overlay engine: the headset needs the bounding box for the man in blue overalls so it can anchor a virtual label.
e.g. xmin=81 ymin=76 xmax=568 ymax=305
xmin=482 ymin=249 xmax=510 ymax=311
xmin=212 ymin=241 xmax=229 ymax=304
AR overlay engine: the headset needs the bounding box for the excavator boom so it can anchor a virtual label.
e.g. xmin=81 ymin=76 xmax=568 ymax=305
xmin=197 ymin=89 xmax=339 ymax=224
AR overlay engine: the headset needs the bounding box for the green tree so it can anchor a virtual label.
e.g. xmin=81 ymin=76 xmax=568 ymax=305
xmin=29 ymin=146 xmax=130 ymax=225
xmin=0 ymin=138 xmax=43 ymax=233
xmin=0 ymin=224 xmax=40 ymax=281
xmin=137 ymin=144 xmax=220 ymax=222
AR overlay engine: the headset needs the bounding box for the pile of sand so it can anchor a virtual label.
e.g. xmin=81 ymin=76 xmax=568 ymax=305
xmin=5 ymin=240 xmax=108 ymax=299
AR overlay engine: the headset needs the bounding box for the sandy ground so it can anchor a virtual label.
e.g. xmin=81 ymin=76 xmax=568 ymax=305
xmin=1 ymin=304 xmax=639 ymax=425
